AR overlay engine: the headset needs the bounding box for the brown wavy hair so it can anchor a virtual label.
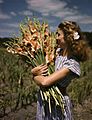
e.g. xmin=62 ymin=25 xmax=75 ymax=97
xmin=58 ymin=21 xmax=90 ymax=62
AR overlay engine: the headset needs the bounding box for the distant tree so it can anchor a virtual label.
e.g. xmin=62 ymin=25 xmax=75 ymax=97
xmin=83 ymin=32 xmax=92 ymax=48
xmin=0 ymin=37 xmax=12 ymax=48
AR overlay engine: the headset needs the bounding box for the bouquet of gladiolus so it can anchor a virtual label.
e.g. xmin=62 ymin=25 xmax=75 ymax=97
xmin=6 ymin=18 xmax=65 ymax=114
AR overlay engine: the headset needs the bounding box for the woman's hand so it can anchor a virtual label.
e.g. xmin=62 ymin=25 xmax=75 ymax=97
xmin=31 ymin=64 xmax=48 ymax=76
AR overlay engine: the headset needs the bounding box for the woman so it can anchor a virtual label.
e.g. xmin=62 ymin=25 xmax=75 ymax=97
xmin=31 ymin=21 xmax=89 ymax=120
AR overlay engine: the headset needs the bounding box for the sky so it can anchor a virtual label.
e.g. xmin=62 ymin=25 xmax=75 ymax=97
xmin=0 ymin=0 xmax=92 ymax=38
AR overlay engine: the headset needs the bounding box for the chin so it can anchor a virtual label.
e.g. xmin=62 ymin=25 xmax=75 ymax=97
xmin=58 ymin=44 xmax=62 ymax=48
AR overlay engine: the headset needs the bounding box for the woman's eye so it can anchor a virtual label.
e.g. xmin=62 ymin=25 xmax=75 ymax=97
xmin=56 ymin=32 xmax=60 ymax=36
xmin=58 ymin=33 xmax=60 ymax=36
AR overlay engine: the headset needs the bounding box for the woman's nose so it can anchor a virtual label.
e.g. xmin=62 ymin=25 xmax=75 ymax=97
xmin=56 ymin=38 xmax=59 ymax=44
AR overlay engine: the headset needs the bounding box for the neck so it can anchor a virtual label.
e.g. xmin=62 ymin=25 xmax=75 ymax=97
xmin=62 ymin=48 xmax=68 ymax=56
xmin=62 ymin=47 xmax=72 ymax=57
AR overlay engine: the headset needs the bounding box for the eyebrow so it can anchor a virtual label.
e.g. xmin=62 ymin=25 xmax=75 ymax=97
xmin=56 ymin=31 xmax=59 ymax=34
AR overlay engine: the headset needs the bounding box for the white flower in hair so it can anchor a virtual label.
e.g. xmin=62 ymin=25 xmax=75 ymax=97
xmin=74 ymin=32 xmax=80 ymax=40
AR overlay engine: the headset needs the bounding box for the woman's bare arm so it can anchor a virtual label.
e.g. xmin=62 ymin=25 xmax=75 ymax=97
xmin=34 ymin=67 xmax=70 ymax=87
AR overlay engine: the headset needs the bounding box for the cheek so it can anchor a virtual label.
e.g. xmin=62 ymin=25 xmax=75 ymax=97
xmin=60 ymin=39 xmax=66 ymax=47
xmin=60 ymin=37 xmax=65 ymax=43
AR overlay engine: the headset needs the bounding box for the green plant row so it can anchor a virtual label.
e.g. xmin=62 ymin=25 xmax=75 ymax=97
xmin=0 ymin=48 xmax=92 ymax=117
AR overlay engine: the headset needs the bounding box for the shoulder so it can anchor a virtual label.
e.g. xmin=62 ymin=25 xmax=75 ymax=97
xmin=63 ymin=57 xmax=81 ymax=76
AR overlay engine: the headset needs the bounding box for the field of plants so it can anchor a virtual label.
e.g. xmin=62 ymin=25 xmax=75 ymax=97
xmin=0 ymin=41 xmax=92 ymax=119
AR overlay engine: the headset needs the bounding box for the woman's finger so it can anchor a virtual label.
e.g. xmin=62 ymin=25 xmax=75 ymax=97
xmin=41 ymin=64 xmax=48 ymax=69
xmin=40 ymin=69 xmax=48 ymax=74
xmin=42 ymin=72 xmax=48 ymax=76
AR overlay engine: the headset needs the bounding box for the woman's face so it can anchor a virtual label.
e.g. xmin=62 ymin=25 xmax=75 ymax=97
xmin=56 ymin=29 xmax=67 ymax=49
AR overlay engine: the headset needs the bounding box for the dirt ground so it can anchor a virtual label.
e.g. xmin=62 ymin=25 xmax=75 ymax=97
xmin=73 ymin=97 xmax=92 ymax=120
xmin=0 ymin=97 xmax=92 ymax=120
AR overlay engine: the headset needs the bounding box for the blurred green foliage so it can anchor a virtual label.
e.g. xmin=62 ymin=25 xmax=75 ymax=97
xmin=0 ymin=48 xmax=38 ymax=117
xmin=0 ymin=34 xmax=92 ymax=117
xmin=67 ymin=51 xmax=92 ymax=104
